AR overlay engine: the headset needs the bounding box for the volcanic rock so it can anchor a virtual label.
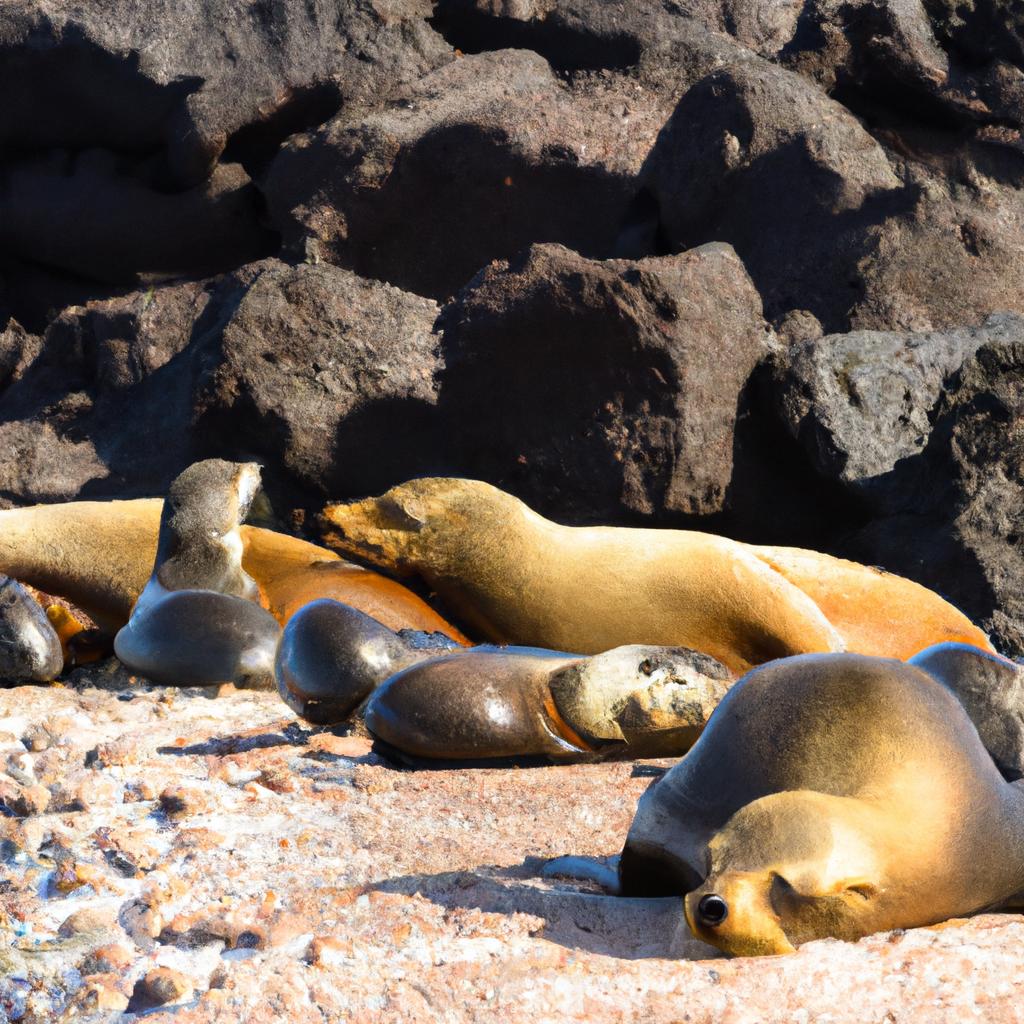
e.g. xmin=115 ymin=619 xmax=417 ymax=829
xmin=436 ymin=241 xmax=772 ymax=521
xmin=263 ymin=48 xmax=672 ymax=301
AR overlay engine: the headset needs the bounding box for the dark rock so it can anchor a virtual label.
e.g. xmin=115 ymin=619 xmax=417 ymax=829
xmin=436 ymin=241 xmax=772 ymax=522
xmin=642 ymin=58 xmax=906 ymax=330
xmin=787 ymin=318 xmax=1024 ymax=655
xmin=772 ymin=312 xmax=1023 ymax=513
xmin=0 ymin=320 xmax=41 ymax=395
xmin=263 ymin=49 xmax=674 ymax=301
xmin=645 ymin=51 xmax=1024 ymax=332
xmin=0 ymin=0 xmax=451 ymax=189
xmin=0 ymin=259 xmax=443 ymax=508
xmin=0 ymin=155 xmax=276 ymax=285
xmin=193 ymin=260 xmax=443 ymax=498
xmin=923 ymin=0 xmax=1024 ymax=68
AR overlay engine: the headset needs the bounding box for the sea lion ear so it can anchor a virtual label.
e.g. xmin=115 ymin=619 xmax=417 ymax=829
xmin=837 ymin=879 xmax=878 ymax=901
xmin=378 ymin=494 xmax=427 ymax=531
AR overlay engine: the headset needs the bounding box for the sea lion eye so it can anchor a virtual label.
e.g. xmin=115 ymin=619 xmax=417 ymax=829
xmin=697 ymin=893 xmax=729 ymax=926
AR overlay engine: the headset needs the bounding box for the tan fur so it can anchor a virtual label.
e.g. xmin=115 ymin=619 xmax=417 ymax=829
xmin=322 ymin=478 xmax=993 ymax=675
xmin=0 ymin=499 xmax=466 ymax=641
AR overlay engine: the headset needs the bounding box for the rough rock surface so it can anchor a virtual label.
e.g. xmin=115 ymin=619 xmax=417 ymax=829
xmin=437 ymin=241 xmax=772 ymax=521
xmin=770 ymin=312 xmax=1024 ymax=654
xmin=263 ymin=48 xmax=672 ymax=301
xmin=1 ymin=669 xmax=1022 ymax=1023
xmin=0 ymin=260 xmax=444 ymax=507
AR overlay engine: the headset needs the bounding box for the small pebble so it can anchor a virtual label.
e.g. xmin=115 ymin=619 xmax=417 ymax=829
xmin=133 ymin=967 xmax=195 ymax=1007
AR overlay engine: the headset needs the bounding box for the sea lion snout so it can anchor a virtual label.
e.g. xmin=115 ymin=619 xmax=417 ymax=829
xmin=685 ymin=872 xmax=796 ymax=957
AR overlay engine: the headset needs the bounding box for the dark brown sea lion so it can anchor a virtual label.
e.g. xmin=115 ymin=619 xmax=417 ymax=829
xmin=619 ymin=652 xmax=1024 ymax=956
xmin=0 ymin=576 xmax=63 ymax=683
xmin=275 ymin=599 xmax=458 ymax=724
xmin=363 ymin=644 xmax=732 ymax=762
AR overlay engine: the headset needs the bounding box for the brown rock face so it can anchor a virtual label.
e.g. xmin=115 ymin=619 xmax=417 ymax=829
xmin=263 ymin=48 xmax=668 ymax=302
xmin=437 ymin=242 xmax=772 ymax=521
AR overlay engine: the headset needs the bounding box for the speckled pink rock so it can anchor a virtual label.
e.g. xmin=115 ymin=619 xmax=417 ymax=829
xmin=0 ymin=662 xmax=1022 ymax=1023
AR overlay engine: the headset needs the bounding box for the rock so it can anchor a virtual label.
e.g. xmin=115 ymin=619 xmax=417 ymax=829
xmin=769 ymin=315 xmax=1024 ymax=654
xmin=0 ymin=155 xmax=276 ymax=286
xmin=0 ymin=320 xmax=41 ymax=394
xmin=193 ymin=261 xmax=443 ymax=498
xmin=57 ymin=906 xmax=119 ymax=939
xmin=0 ymin=259 xmax=443 ymax=507
xmin=263 ymin=48 xmax=670 ymax=301
xmin=436 ymin=241 xmax=772 ymax=521
xmin=923 ymin=0 xmax=1024 ymax=68
xmin=132 ymin=967 xmax=195 ymax=1008
xmin=643 ymin=57 xmax=905 ymax=330
xmin=644 ymin=54 xmax=1024 ymax=332
xmin=0 ymin=0 xmax=450 ymax=189
xmin=772 ymin=312 xmax=1023 ymax=512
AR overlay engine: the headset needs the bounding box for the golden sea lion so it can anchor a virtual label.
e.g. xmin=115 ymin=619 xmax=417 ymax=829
xmin=364 ymin=644 xmax=732 ymax=762
xmin=322 ymin=478 xmax=992 ymax=674
xmin=619 ymin=653 xmax=1024 ymax=956
xmin=0 ymin=496 xmax=467 ymax=642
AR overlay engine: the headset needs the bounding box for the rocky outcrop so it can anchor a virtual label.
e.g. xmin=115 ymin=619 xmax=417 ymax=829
xmin=771 ymin=312 xmax=1024 ymax=654
xmin=436 ymin=241 xmax=772 ymax=521
xmin=263 ymin=49 xmax=671 ymax=301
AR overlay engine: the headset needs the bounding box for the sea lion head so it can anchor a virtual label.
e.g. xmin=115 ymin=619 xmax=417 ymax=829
xmin=322 ymin=478 xmax=524 ymax=576
xmin=152 ymin=459 xmax=263 ymax=600
xmin=684 ymin=791 xmax=886 ymax=956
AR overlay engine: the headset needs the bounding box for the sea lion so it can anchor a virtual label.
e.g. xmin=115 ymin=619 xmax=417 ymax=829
xmin=618 ymin=652 xmax=1024 ymax=956
xmin=322 ymin=478 xmax=992 ymax=674
xmin=364 ymin=644 xmax=732 ymax=762
xmin=275 ymin=599 xmax=458 ymax=724
xmin=0 ymin=495 xmax=467 ymax=642
xmin=909 ymin=642 xmax=1024 ymax=780
xmin=0 ymin=576 xmax=63 ymax=683
xmin=115 ymin=460 xmax=282 ymax=688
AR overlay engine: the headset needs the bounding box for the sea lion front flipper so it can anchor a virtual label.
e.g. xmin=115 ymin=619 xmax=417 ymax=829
xmin=541 ymin=855 xmax=622 ymax=894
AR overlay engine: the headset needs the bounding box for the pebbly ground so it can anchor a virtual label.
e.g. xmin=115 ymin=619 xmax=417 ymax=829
xmin=1 ymin=665 xmax=1021 ymax=1023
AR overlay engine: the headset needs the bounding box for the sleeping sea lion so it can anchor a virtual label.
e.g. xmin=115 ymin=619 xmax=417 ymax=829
xmin=364 ymin=644 xmax=732 ymax=762
xmin=275 ymin=599 xmax=458 ymax=724
xmin=0 ymin=576 xmax=63 ymax=683
xmin=114 ymin=460 xmax=282 ymax=688
xmin=322 ymin=478 xmax=992 ymax=674
xmin=618 ymin=652 xmax=1024 ymax=956
xmin=0 ymin=492 xmax=467 ymax=642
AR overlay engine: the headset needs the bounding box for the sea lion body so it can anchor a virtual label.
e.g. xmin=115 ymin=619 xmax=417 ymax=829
xmin=619 ymin=653 xmax=1024 ymax=956
xmin=364 ymin=644 xmax=732 ymax=762
xmin=323 ymin=479 xmax=992 ymax=674
xmin=115 ymin=590 xmax=281 ymax=688
xmin=115 ymin=461 xmax=283 ymax=689
xmin=0 ymin=576 xmax=63 ymax=683
xmin=0 ymin=500 xmax=466 ymax=641
xmin=275 ymin=599 xmax=458 ymax=724
xmin=365 ymin=646 xmax=586 ymax=760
